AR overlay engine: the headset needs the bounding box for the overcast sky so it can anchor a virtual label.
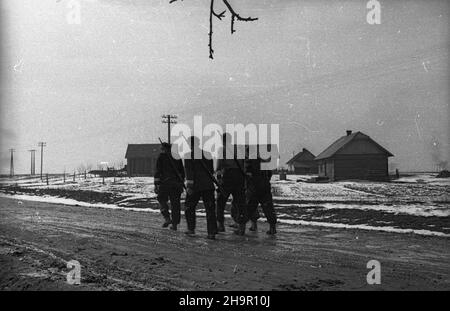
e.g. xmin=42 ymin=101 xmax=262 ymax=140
xmin=1 ymin=0 xmax=448 ymax=173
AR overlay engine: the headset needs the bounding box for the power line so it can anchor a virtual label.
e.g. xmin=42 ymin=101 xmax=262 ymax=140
xmin=9 ymin=149 xmax=15 ymax=177
xmin=161 ymin=114 xmax=178 ymax=144
xmin=38 ymin=142 xmax=46 ymax=179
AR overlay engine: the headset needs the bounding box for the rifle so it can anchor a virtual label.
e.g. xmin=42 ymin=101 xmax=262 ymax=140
xmin=158 ymin=137 xmax=187 ymax=191
xmin=180 ymin=134 xmax=227 ymax=197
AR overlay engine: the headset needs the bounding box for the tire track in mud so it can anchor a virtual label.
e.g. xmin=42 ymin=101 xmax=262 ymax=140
xmin=5 ymin=220 xmax=193 ymax=290
xmin=0 ymin=235 xmax=159 ymax=290
xmin=1 ymin=196 xmax=450 ymax=290
xmin=1 ymin=197 xmax=339 ymax=290
xmin=4 ymin=199 xmax=277 ymax=290
xmin=0 ymin=208 xmax=191 ymax=291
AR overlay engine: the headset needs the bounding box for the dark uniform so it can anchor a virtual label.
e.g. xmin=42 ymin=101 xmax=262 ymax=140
xmin=184 ymin=142 xmax=218 ymax=239
xmin=154 ymin=144 xmax=185 ymax=230
xmin=245 ymin=157 xmax=277 ymax=235
xmin=215 ymin=145 xmax=246 ymax=232
xmin=229 ymin=199 xmax=259 ymax=231
xmin=248 ymin=205 xmax=260 ymax=231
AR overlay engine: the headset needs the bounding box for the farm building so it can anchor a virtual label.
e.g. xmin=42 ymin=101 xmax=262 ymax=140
xmin=125 ymin=144 xmax=161 ymax=176
xmin=286 ymin=148 xmax=318 ymax=174
xmin=315 ymin=131 xmax=393 ymax=181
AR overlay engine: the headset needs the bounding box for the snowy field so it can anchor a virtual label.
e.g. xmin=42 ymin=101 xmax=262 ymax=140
xmin=1 ymin=173 xmax=449 ymax=237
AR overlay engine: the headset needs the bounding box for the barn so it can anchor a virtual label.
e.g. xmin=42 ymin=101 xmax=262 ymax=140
xmin=125 ymin=144 xmax=161 ymax=177
xmin=315 ymin=131 xmax=393 ymax=181
xmin=286 ymin=148 xmax=318 ymax=174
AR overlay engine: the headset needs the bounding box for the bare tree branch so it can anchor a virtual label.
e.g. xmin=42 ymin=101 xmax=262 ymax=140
xmin=212 ymin=8 xmax=226 ymax=20
xmin=208 ymin=0 xmax=215 ymax=59
xmin=170 ymin=0 xmax=258 ymax=59
xmin=221 ymin=0 xmax=258 ymax=34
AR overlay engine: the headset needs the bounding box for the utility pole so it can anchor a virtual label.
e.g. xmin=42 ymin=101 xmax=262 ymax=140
xmin=38 ymin=142 xmax=46 ymax=180
xmin=28 ymin=149 xmax=36 ymax=175
xmin=9 ymin=149 xmax=15 ymax=177
xmin=161 ymin=114 xmax=178 ymax=144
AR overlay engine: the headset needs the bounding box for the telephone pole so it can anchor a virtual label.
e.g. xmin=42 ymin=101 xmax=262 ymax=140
xmin=38 ymin=142 xmax=46 ymax=179
xmin=28 ymin=149 xmax=36 ymax=175
xmin=161 ymin=114 xmax=178 ymax=144
xmin=9 ymin=149 xmax=15 ymax=177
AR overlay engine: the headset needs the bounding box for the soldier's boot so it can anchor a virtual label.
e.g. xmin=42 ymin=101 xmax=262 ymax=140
xmin=266 ymin=223 xmax=277 ymax=235
xmin=184 ymin=229 xmax=195 ymax=236
xmin=249 ymin=220 xmax=258 ymax=232
xmin=234 ymin=223 xmax=246 ymax=236
xmin=170 ymin=224 xmax=177 ymax=231
xmin=162 ymin=216 xmax=172 ymax=228
xmin=217 ymin=221 xmax=225 ymax=233
xmin=206 ymin=234 xmax=216 ymax=240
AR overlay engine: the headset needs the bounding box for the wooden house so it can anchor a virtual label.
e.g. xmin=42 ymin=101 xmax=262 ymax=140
xmin=286 ymin=148 xmax=318 ymax=174
xmin=315 ymin=131 xmax=393 ymax=181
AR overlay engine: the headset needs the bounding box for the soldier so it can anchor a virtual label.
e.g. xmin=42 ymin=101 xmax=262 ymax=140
xmin=184 ymin=136 xmax=218 ymax=240
xmin=215 ymin=133 xmax=246 ymax=233
xmin=248 ymin=208 xmax=259 ymax=232
xmin=229 ymin=199 xmax=258 ymax=231
xmin=242 ymin=149 xmax=277 ymax=235
xmin=227 ymin=200 xmax=240 ymax=229
xmin=154 ymin=142 xmax=185 ymax=231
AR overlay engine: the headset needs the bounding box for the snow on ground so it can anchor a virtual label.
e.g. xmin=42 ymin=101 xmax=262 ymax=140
xmin=1 ymin=173 xmax=449 ymax=237
xmin=0 ymin=175 xmax=157 ymax=200
xmin=2 ymin=173 xmax=449 ymax=213
xmin=1 ymin=192 xmax=448 ymax=238
xmin=275 ymin=202 xmax=450 ymax=217
xmin=393 ymin=173 xmax=450 ymax=185
xmin=272 ymin=179 xmax=379 ymax=201
xmin=0 ymin=193 xmax=160 ymax=214
xmin=272 ymin=174 xmax=449 ymax=212
xmin=279 ymin=218 xmax=450 ymax=237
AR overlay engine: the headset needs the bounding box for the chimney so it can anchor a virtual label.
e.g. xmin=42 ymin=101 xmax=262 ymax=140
xmin=346 ymin=130 xmax=352 ymax=136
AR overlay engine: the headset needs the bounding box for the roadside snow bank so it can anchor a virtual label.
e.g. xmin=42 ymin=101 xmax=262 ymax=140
xmin=278 ymin=219 xmax=450 ymax=238
xmin=2 ymin=193 xmax=448 ymax=238
xmin=0 ymin=193 xmax=160 ymax=214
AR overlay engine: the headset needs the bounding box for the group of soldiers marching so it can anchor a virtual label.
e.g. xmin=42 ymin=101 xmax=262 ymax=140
xmin=154 ymin=134 xmax=277 ymax=240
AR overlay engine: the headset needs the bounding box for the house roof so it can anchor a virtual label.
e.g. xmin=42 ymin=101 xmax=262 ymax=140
xmin=286 ymin=148 xmax=316 ymax=165
xmin=315 ymin=131 xmax=393 ymax=161
xmin=125 ymin=144 xmax=161 ymax=159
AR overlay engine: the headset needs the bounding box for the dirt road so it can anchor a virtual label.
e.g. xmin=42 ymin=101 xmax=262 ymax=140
xmin=0 ymin=196 xmax=449 ymax=290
